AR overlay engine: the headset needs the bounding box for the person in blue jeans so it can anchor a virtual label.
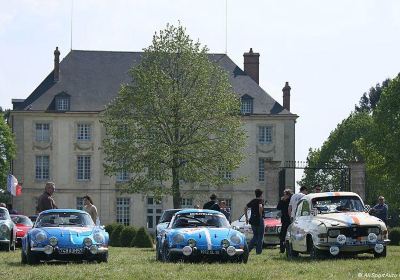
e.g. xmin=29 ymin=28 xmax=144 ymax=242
xmin=244 ymin=189 xmax=265 ymax=254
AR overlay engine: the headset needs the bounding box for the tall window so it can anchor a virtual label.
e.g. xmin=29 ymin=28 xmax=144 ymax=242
xmin=219 ymin=198 xmax=232 ymax=211
xmin=35 ymin=123 xmax=50 ymax=142
xmin=77 ymin=155 xmax=91 ymax=180
xmin=77 ymin=124 xmax=91 ymax=141
xmin=181 ymin=198 xmax=193 ymax=208
xmin=219 ymin=167 xmax=232 ymax=179
xmin=76 ymin=197 xmax=84 ymax=210
xmin=56 ymin=98 xmax=69 ymax=111
xmin=240 ymin=96 xmax=253 ymax=114
xmin=35 ymin=155 xmax=49 ymax=180
xmin=116 ymin=197 xmax=130 ymax=225
xmin=259 ymin=126 xmax=272 ymax=144
xmin=116 ymin=170 xmax=129 ymax=182
xmin=258 ymin=158 xmax=265 ymax=182
xmin=147 ymin=197 xmax=162 ymax=229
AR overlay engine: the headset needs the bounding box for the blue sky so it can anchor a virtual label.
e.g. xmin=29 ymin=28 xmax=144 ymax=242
xmin=1 ymin=0 xmax=399 ymax=186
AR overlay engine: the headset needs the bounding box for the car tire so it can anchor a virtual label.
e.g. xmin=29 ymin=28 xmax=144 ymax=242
xmin=21 ymin=247 xmax=27 ymax=264
xmin=162 ymin=242 xmax=175 ymax=263
xmin=156 ymin=241 xmax=162 ymax=261
xmin=97 ymin=252 xmax=108 ymax=263
xmin=10 ymin=232 xmax=16 ymax=251
xmin=309 ymin=238 xmax=323 ymax=260
xmin=239 ymin=243 xmax=249 ymax=264
xmin=26 ymin=241 xmax=40 ymax=265
xmin=374 ymin=246 xmax=387 ymax=258
xmin=286 ymin=240 xmax=298 ymax=260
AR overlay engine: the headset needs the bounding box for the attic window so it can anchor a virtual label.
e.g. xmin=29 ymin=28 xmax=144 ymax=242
xmin=55 ymin=96 xmax=70 ymax=111
xmin=240 ymin=95 xmax=253 ymax=115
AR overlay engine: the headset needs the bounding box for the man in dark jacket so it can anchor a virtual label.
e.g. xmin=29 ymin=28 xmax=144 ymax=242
xmin=203 ymin=194 xmax=220 ymax=211
xmin=245 ymin=189 xmax=265 ymax=254
xmin=36 ymin=182 xmax=58 ymax=213
xmin=277 ymin=188 xmax=292 ymax=253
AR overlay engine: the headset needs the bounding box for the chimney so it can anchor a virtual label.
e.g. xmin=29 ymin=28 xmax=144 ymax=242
xmin=243 ymin=48 xmax=260 ymax=84
xmin=54 ymin=47 xmax=60 ymax=82
xmin=282 ymin=82 xmax=291 ymax=111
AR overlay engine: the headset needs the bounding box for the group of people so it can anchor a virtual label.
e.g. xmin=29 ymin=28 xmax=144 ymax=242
xmin=202 ymin=193 xmax=231 ymax=222
xmin=243 ymin=184 xmax=389 ymax=255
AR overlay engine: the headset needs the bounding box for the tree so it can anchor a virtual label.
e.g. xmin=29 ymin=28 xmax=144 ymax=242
xmin=101 ymin=24 xmax=246 ymax=208
xmin=0 ymin=111 xmax=16 ymax=200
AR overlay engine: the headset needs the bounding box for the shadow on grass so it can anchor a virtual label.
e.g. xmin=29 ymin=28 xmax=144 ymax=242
xmin=269 ymin=253 xmax=375 ymax=263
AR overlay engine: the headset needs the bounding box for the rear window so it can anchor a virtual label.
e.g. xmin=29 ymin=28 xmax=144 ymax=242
xmin=11 ymin=216 xmax=33 ymax=226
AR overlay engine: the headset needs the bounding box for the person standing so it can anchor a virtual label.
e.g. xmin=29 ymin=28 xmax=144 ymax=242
xmin=244 ymin=189 xmax=265 ymax=255
xmin=83 ymin=195 xmax=98 ymax=223
xmin=219 ymin=200 xmax=231 ymax=222
xmin=370 ymin=196 xmax=388 ymax=224
xmin=313 ymin=184 xmax=322 ymax=193
xmin=36 ymin=182 xmax=58 ymax=213
xmin=203 ymin=194 xmax=220 ymax=211
xmin=288 ymin=186 xmax=308 ymax=222
xmin=277 ymin=189 xmax=292 ymax=253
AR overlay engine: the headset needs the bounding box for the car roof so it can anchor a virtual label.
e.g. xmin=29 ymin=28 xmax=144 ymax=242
xmin=175 ymin=209 xmax=222 ymax=215
xmin=303 ymin=191 xmax=362 ymax=201
xmin=39 ymin=209 xmax=88 ymax=215
xmin=163 ymin=209 xmax=182 ymax=213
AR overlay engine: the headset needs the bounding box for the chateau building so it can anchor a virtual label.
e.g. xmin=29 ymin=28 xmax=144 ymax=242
xmin=10 ymin=47 xmax=298 ymax=230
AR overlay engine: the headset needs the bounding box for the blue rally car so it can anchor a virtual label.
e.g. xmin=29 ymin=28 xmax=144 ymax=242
xmin=156 ymin=209 xmax=249 ymax=263
xmin=21 ymin=209 xmax=109 ymax=264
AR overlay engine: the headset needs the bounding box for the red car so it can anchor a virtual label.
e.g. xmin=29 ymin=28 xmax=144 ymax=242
xmin=10 ymin=215 xmax=33 ymax=244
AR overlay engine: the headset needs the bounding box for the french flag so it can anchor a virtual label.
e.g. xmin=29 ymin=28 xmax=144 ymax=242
xmin=7 ymin=174 xmax=22 ymax=196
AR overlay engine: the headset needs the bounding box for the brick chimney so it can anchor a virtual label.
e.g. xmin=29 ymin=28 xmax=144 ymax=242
xmin=282 ymin=82 xmax=291 ymax=111
xmin=243 ymin=48 xmax=260 ymax=84
xmin=54 ymin=47 xmax=60 ymax=82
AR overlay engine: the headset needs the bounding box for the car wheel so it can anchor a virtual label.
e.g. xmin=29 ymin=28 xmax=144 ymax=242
xmin=286 ymin=240 xmax=298 ymax=260
xmin=308 ymin=238 xmax=323 ymax=260
xmin=374 ymin=246 xmax=387 ymax=258
xmin=239 ymin=243 xmax=249 ymax=264
xmin=10 ymin=232 xmax=16 ymax=251
xmin=162 ymin=242 xmax=175 ymax=262
xmin=156 ymin=241 xmax=162 ymax=261
xmin=26 ymin=241 xmax=40 ymax=265
xmin=21 ymin=247 xmax=27 ymax=264
xmin=97 ymin=252 xmax=108 ymax=263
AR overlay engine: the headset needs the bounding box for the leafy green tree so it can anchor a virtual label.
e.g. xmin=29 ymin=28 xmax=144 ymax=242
xmin=0 ymin=111 xmax=16 ymax=201
xmin=101 ymin=24 xmax=246 ymax=208
xmin=355 ymin=79 xmax=391 ymax=113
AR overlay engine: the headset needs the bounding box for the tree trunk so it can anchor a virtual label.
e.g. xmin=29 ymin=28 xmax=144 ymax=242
xmin=172 ymin=166 xmax=181 ymax=209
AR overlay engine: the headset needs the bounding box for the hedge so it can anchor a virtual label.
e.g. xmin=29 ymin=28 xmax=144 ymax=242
xmin=132 ymin=227 xmax=153 ymax=248
xmin=120 ymin=226 xmax=137 ymax=247
xmin=389 ymin=227 xmax=400 ymax=245
xmin=104 ymin=223 xmax=120 ymax=237
xmin=110 ymin=224 xmax=125 ymax=247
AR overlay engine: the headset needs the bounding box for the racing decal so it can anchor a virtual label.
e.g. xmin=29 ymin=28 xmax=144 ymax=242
xmin=204 ymin=229 xmax=213 ymax=250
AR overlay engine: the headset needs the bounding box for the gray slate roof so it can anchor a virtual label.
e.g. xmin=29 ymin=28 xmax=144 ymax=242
xmin=13 ymin=50 xmax=293 ymax=115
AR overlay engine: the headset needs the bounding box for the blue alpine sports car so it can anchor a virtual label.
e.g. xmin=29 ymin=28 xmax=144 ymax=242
xmin=156 ymin=209 xmax=249 ymax=263
xmin=21 ymin=209 xmax=109 ymax=264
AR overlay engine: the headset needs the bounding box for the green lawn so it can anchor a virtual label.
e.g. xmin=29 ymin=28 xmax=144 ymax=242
xmin=1 ymin=247 xmax=400 ymax=280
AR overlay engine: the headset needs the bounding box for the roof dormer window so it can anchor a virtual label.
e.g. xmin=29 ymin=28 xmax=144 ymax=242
xmin=54 ymin=92 xmax=70 ymax=112
xmin=240 ymin=95 xmax=253 ymax=115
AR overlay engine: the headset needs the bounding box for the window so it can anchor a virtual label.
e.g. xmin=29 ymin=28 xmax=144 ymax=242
xmin=219 ymin=167 xmax=232 ymax=179
xmin=301 ymin=201 xmax=310 ymax=216
xmin=77 ymin=155 xmax=91 ymax=180
xmin=35 ymin=155 xmax=49 ymax=180
xmin=147 ymin=197 xmax=162 ymax=229
xmin=56 ymin=97 xmax=69 ymax=111
xmin=240 ymin=96 xmax=253 ymax=114
xmin=259 ymin=126 xmax=272 ymax=144
xmin=76 ymin=197 xmax=84 ymax=210
xmin=181 ymin=198 xmax=193 ymax=208
xmin=116 ymin=197 xmax=130 ymax=225
xmin=116 ymin=170 xmax=129 ymax=182
xmin=77 ymin=124 xmax=91 ymax=141
xmin=35 ymin=123 xmax=50 ymax=142
xmin=258 ymin=158 xmax=265 ymax=182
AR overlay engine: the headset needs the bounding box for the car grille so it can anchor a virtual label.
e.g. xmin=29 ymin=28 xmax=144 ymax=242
xmin=265 ymin=226 xmax=279 ymax=234
xmin=332 ymin=226 xmax=380 ymax=238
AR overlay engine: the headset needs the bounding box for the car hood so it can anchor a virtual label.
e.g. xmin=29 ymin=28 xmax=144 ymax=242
xmin=315 ymin=212 xmax=384 ymax=227
xmin=40 ymin=227 xmax=94 ymax=237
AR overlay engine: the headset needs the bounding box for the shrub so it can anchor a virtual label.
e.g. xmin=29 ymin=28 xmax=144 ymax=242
xmin=109 ymin=224 xmax=125 ymax=247
xmin=132 ymin=227 xmax=153 ymax=248
xmin=105 ymin=223 xmax=119 ymax=237
xmin=120 ymin=226 xmax=137 ymax=247
xmin=389 ymin=227 xmax=400 ymax=245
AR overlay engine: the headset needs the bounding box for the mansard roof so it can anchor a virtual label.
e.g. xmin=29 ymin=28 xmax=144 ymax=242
xmin=13 ymin=50 xmax=294 ymax=116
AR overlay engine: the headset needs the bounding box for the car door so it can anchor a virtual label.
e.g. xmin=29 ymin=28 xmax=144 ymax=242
xmin=297 ymin=200 xmax=312 ymax=252
xmin=291 ymin=200 xmax=310 ymax=252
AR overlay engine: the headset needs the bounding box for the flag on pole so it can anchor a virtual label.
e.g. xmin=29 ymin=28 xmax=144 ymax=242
xmin=7 ymin=174 xmax=22 ymax=196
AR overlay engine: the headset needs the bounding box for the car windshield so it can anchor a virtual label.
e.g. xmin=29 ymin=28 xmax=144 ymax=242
xmin=312 ymin=196 xmax=364 ymax=214
xmin=0 ymin=209 xmax=10 ymax=220
xmin=35 ymin=212 xmax=94 ymax=227
xmin=172 ymin=213 xmax=229 ymax=228
xmin=264 ymin=208 xmax=281 ymax=219
xmin=159 ymin=209 xmax=181 ymax=223
xmin=11 ymin=215 xmax=33 ymax=226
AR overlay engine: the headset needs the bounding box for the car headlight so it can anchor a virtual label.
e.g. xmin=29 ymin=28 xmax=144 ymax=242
xmin=221 ymin=239 xmax=230 ymax=248
xmin=328 ymin=229 xmax=341 ymax=238
xmin=368 ymin=227 xmax=380 ymax=235
xmin=94 ymin=232 xmax=105 ymax=244
xmin=0 ymin=224 xmax=9 ymax=233
xmin=230 ymin=235 xmax=241 ymax=244
xmin=188 ymin=238 xmax=196 ymax=247
xmin=35 ymin=231 xmax=47 ymax=243
xmin=173 ymin=234 xmax=185 ymax=244
xmin=49 ymin=236 xmax=58 ymax=246
xmin=368 ymin=233 xmax=377 ymax=243
xmin=84 ymin=237 xmax=93 ymax=247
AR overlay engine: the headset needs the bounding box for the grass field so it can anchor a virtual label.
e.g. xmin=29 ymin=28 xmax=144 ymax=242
xmin=1 ymin=246 xmax=400 ymax=280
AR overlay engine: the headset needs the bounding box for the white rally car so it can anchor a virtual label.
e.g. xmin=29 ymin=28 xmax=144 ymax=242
xmin=286 ymin=192 xmax=390 ymax=259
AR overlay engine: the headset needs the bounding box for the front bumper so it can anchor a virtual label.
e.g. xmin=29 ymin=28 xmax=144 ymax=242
xmin=30 ymin=245 xmax=108 ymax=261
xmin=170 ymin=246 xmax=244 ymax=257
xmin=316 ymin=239 xmax=390 ymax=253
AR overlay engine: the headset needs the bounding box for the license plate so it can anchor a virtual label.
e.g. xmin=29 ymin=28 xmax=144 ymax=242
xmin=58 ymin=248 xmax=83 ymax=254
xmin=200 ymin=250 xmax=220 ymax=255
xmin=345 ymin=240 xmax=367 ymax=245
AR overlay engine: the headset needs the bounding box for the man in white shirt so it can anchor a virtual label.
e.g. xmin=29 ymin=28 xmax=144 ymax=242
xmin=288 ymin=186 xmax=308 ymax=221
